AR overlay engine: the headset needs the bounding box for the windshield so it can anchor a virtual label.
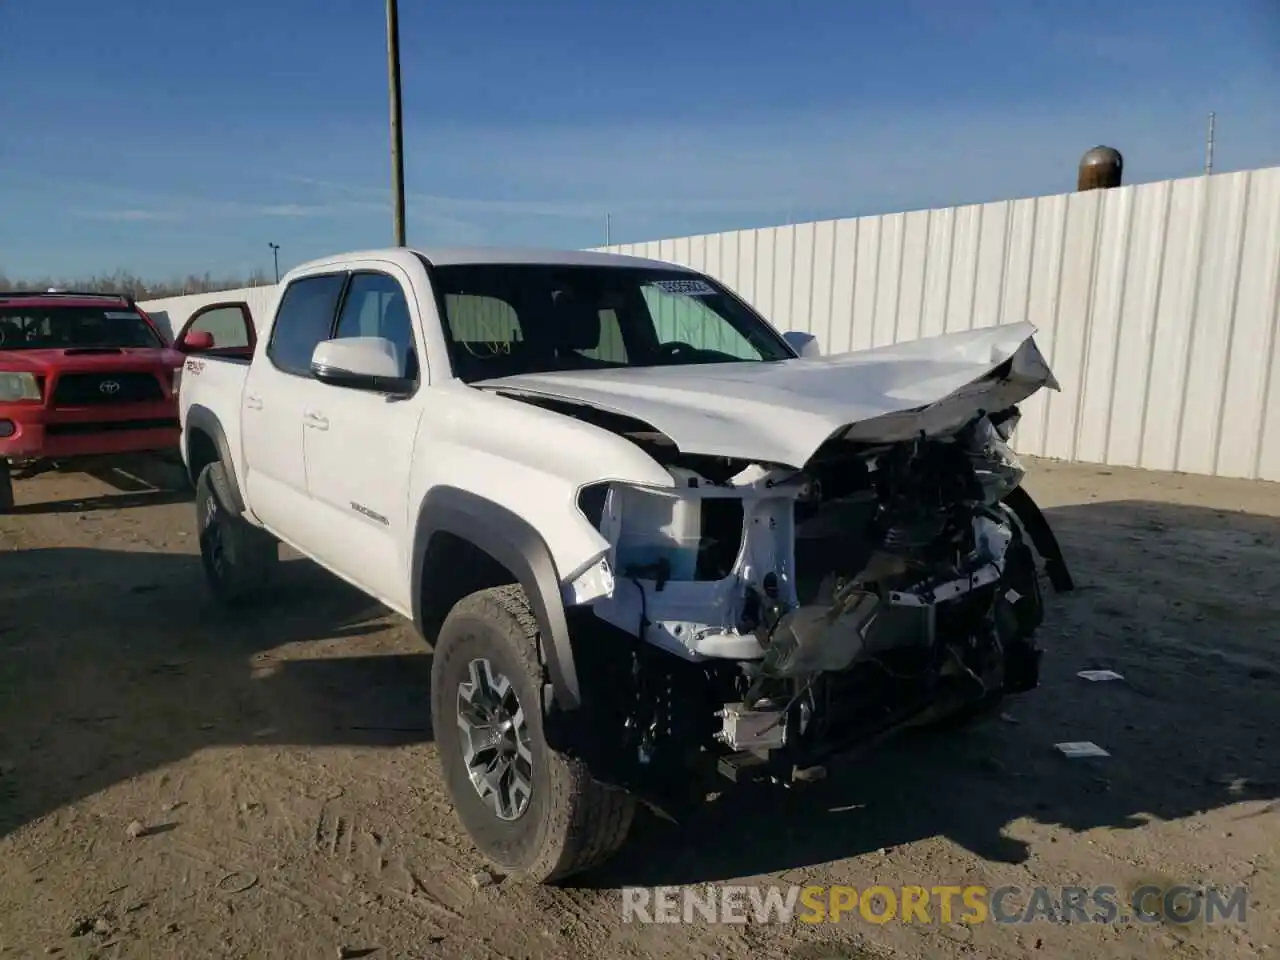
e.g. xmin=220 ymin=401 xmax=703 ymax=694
xmin=0 ymin=305 xmax=163 ymax=350
xmin=425 ymin=262 xmax=794 ymax=382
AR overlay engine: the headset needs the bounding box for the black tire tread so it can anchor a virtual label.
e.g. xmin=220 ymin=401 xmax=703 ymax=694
xmin=446 ymin=584 xmax=635 ymax=883
xmin=196 ymin=461 xmax=278 ymax=606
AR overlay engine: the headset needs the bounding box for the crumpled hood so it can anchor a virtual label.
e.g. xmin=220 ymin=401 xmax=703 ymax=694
xmin=477 ymin=321 xmax=1058 ymax=468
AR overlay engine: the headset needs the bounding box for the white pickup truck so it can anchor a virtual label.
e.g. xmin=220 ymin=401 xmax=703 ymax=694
xmin=174 ymin=246 xmax=1073 ymax=883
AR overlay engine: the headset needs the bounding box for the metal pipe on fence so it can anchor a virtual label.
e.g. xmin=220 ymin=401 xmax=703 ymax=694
xmin=1078 ymin=146 xmax=1123 ymax=191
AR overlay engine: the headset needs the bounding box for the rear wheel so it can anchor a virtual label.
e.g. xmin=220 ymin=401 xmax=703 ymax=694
xmin=431 ymin=585 xmax=636 ymax=883
xmin=0 ymin=459 xmax=12 ymax=514
xmin=195 ymin=461 xmax=278 ymax=606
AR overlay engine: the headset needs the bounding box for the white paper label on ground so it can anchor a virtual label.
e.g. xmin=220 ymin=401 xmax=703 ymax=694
xmin=1077 ymin=669 xmax=1124 ymax=682
xmin=1055 ymin=741 xmax=1111 ymax=758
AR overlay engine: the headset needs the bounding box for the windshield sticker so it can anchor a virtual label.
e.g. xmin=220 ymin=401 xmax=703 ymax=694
xmin=104 ymin=311 xmax=143 ymax=320
xmin=647 ymin=278 xmax=716 ymax=297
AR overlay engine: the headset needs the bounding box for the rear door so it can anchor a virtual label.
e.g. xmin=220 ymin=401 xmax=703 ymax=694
xmin=240 ymin=273 xmax=347 ymax=537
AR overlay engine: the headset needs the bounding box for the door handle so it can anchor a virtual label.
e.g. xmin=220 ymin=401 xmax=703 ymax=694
xmin=245 ymin=393 xmax=263 ymax=411
xmin=304 ymin=410 xmax=329 ymax=430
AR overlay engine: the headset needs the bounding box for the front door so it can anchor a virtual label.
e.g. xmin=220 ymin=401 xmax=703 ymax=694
xmin=299 ymin=268 xmax=425 ymax=611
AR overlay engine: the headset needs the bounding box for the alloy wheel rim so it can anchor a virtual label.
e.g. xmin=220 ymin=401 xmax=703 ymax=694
xmin=456 ymin=657 xmax=534 ymax=821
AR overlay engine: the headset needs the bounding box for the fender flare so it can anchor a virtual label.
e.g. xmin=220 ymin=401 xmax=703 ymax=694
xmin=1003 ymin=485 xmax=1073 ymax=593
xmin=411 ymin=485 xmax=582 ymax=713
xmin=184 ymin=404 xmax=246 ymax=513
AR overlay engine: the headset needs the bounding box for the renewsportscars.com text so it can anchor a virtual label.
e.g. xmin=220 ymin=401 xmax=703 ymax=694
xmin=621 ymin=884 xmax=1249 ymax=926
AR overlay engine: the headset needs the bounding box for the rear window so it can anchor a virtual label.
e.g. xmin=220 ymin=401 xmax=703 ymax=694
xmin=0 ymin=305 xmax=162 ymax=350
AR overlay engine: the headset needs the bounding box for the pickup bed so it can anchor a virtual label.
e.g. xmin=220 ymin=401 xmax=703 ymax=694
xmin=177 ymin=246 xmax=1072 ymax=883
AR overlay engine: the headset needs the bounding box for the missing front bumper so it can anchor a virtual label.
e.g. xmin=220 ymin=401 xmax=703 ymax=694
xmin=712 ymin=632 xmax=1042 ymax=783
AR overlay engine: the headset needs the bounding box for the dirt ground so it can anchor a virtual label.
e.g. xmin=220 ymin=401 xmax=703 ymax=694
xmin=0 ymin=456 xmax=1277 ymax=960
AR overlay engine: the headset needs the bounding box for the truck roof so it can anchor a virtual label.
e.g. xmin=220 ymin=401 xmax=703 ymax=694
xmin=287 ymin=246 xmax=695 ymax=278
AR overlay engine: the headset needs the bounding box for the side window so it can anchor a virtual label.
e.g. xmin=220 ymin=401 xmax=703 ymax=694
xmin=266 ymin=274 xmax=347 ymax=376
xmin=334 ymin=272 xmax=418 ymax=380
xmin=186 ymin=305 xmax=251 ymax=350
xmin=641 ymin=286 xmax=760 ymax=360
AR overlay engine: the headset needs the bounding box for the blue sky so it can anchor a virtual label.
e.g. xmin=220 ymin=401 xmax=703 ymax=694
xmin=1 ymin=0 xmax=1277 ymax=280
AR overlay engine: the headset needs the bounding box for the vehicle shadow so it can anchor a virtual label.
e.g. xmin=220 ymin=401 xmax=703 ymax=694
xmin=0 ymin=548 xmax=433 ymax=839
xmin=83 ymin=460 xmax=174 ymax=494
xmin=8 ymin=489 xmax=192 ymax=516
xmin=0 ymin=498 xmax=1276 ymax=887
xmin=8 ymin=454 xmax=192 ymax=516
xmin=575 ymin=497 xmax=1280 ymax=887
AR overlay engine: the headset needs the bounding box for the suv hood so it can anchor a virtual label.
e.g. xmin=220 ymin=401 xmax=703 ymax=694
xmin=477 ymin=322 xmax=1057 ymax=468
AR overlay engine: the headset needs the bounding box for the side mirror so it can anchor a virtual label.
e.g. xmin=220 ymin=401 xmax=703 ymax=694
xmin=310 ymin=336 xmax=414 ymax=394
xmin=783 ymin=330 xmax=821 ymax=358
xmin=180 ymin=329 xmax=216 ymax=352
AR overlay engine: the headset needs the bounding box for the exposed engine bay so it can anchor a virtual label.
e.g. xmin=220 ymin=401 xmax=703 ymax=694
xmin=559 ymin=403 xmax=1073 ymax=794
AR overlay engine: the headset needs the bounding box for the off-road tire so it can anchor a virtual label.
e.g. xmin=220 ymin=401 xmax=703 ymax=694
xmin=195 ymin=461 xmax=278 ymax=607
xmin=431 ymin=584 xmax=636 ymax=883
xmin=0 ymin=460 xmax=12 ymax=514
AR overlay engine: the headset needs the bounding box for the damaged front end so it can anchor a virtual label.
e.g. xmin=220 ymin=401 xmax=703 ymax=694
xmin=567 ymin=406 xmax=1070 ymax=793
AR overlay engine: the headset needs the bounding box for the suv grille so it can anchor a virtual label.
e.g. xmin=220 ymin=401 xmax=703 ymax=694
xmin=51 ymin=372 xmax=165 ymax=406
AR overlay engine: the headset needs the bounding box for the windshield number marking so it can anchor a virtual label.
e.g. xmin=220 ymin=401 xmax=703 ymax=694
xmin=647 ymin=279 xmax=716 ymax=297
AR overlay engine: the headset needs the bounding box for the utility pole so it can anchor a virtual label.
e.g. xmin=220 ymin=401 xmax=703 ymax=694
xmin=605 ymin=213 xmax=611 ymax=246
xmin=1205 ymin=111 xmax=1216 ymax=175
xmin=386 ymin=0 xmax=407 ymax=246
xmin=268 ymin=242 xmax=280 ymax=283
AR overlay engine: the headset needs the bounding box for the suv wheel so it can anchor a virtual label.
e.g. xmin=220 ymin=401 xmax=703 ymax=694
xmin=431 ymin=585 xmax=636 ymax=883
xmin=195 ymin=461 xmax=278 ymax=606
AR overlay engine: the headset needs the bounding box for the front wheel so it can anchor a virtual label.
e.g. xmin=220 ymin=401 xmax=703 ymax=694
xmin=195 ymin=461 xmax=278 ymax=607
xmin=430 ymin=585 xmax=636 ymax=883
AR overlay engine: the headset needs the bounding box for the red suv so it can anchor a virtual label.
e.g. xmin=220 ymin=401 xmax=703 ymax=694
xmin=0 ymin=290 xmax=186 ymax=511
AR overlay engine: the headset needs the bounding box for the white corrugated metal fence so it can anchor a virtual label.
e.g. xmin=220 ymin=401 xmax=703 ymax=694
xmin=599 ymin=167 xmax=1280 ymax=482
